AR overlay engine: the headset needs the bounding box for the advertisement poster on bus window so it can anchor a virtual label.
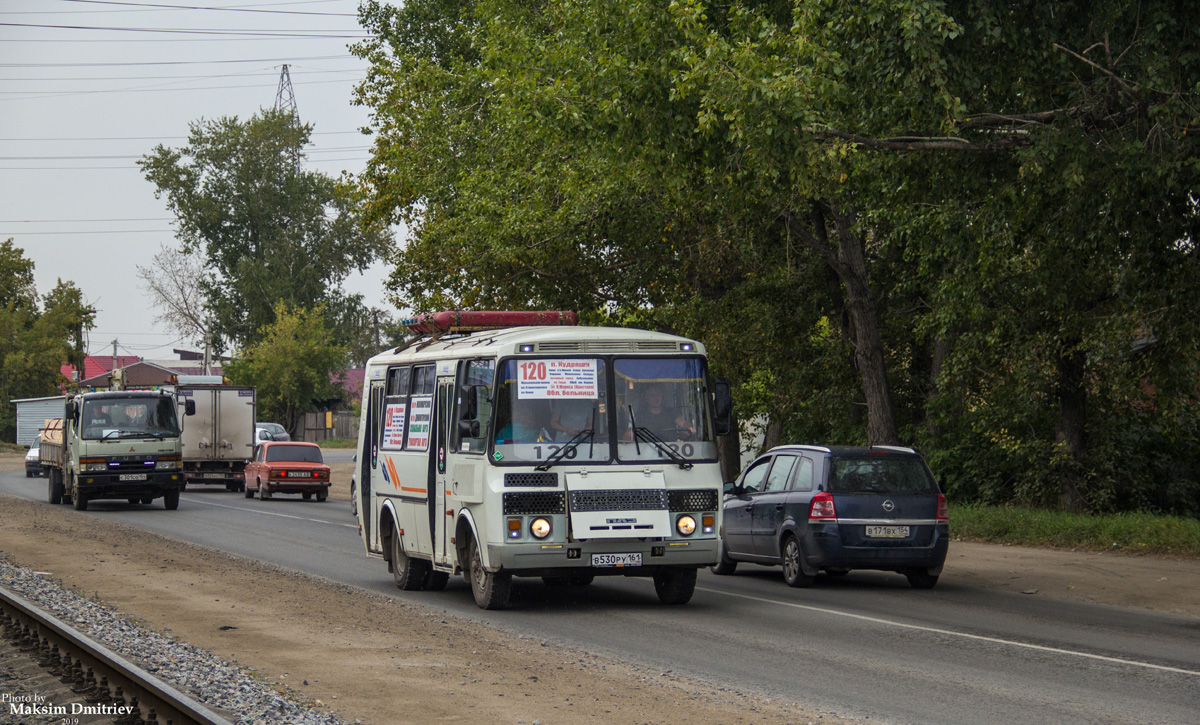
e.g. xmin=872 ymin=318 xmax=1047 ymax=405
xmin=406 ymin=396 xmax=433 ymax=450
xmin=517 ymin=359 xmax=598 ymax=399
xmin=382 ymin=402 xmax=407 ymax=449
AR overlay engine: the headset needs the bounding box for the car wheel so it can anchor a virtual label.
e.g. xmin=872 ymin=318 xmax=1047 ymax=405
xmin=26 ymin=470 xmax=32 ymax=478
xmin=350 ymin=486 xmax=357 ymax=516
xmin=711 ymin=545 xmax=738 ymax=575
xmin=781 ymin=535 xmax=814 ymax=588
xmin=653 ymin=567 xmax=697 ymax=605
xmin=302 ymin=492 xmax=312 ymax=500
xmin=48 ymin=471 xmax=63 ymax=505
xmin=163 ymin=489 xmax=179 ymax=510
xmin=467 ymin=535 xmax=511 ymax=610
xmin=127 ymin=498 xmax=139 ymax=505
xmin=141 ymin=497 xmax=152 ymax=505
xmin=391 ymin=528 xmax=429 ymax=591
xmin=244 ymin=483 xmax=254 ymax=499
xmin=905 ymin=567 xmax=939 ymax=589
xmin=316 ymin=491 xmax=327 ymax=502
xmin=258 ymin=481 xmax=269 ymax=500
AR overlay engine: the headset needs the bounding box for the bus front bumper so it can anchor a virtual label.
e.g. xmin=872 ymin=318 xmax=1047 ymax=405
xmin=487 ymin=538 xmax=719 ymax=577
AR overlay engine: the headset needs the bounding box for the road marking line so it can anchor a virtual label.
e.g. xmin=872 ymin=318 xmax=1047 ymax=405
xmin=180 ymin=496 xmax=358 ymax=529
xmin=696 ymin=586 xmax=1200 ymax=677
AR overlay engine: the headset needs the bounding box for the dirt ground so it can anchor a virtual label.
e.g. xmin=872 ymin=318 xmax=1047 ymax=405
xmin=1 ymin=451 xmax=1198 ymax=725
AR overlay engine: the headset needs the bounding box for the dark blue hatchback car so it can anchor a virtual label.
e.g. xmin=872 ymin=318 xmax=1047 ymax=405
xmin=715 ymin=445 xmax=949 ymax=588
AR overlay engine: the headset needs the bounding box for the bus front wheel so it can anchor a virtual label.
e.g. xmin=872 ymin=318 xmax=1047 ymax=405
xmin=653 ymin=567 xmax=697 ymax=605
xmin=467 ymin=537 xmax=511 ymax=610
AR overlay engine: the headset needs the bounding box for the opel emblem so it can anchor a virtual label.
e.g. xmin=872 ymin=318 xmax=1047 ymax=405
xmin=882 ymin=500 xmax=895 ymax=512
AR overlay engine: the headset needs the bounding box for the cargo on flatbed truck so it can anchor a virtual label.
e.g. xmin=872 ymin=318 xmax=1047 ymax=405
xmin=175 ymin=378 xmax=255 ymax=492
xmin=40 ymin=390 xmax=195 ymax=511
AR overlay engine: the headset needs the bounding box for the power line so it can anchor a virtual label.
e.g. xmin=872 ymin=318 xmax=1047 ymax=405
xmin=0 ymin=54 xmax=355 ymax=67
xmin=0 ymin=22 xmax=366 ymax=38
xmin=0 ymin=130 xmax=364 ymax=141
xmin=56 ymin=0 xmax=357 ymax=17
xmin=0 ymin=76 xmax=364 ymax=102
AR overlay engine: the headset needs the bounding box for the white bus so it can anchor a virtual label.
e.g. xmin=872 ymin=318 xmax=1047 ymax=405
xmin=353 ymin=311 xmax=732 ymax=609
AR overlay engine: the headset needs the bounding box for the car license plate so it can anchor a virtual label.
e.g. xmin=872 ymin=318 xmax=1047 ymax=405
xmin=865 ymin=525 xmax=909 ymax=538
xmin=591 ymin=552 xmax=642 ymax=568
xmin=119 ymin=473 xmax=147 ymax=482
xmin=288 ymin=471 xmax=312 ymax=478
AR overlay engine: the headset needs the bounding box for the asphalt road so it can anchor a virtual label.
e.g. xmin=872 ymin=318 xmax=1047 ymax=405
xmin=3 ymin=472 xmax=1198 ymax=724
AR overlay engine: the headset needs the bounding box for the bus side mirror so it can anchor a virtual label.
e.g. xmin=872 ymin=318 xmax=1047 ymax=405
xmin=457 ymin=385 xmax=486 ymax=438
xmin=713 ymin=377 xmax=732 ymax=437
xmin=185 ymin=400 xmax=196 ymax=416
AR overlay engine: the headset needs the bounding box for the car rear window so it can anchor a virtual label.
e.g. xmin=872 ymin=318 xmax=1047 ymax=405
xmin=266 ymin=446 xmax=323 ymax=464
xmin=828 ymin=456 xmax=938 ymax=495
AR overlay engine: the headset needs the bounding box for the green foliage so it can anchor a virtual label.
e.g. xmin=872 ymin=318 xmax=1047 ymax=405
xmin=353 ymin=1 xmax=1200 ymax=516
xmin=139 ymin=109 xmax=391 ymax=354
xmin=224 ymin=304 xmax=348 ymax=437
xmin=951 ymin=504 xmax=1200 ymax=557
xmin=0 ymin=240 xmax=94 ymax=441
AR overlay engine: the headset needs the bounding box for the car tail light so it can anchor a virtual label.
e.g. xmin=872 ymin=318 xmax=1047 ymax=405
xmin=809 ymin=491 xmax=836 ymax=521
xmin=936 ymin=494 xmax=949 ymax=522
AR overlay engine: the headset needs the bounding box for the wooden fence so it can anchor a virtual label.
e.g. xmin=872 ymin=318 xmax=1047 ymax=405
xmin=296 ymin=411 xmax=358 ymax=443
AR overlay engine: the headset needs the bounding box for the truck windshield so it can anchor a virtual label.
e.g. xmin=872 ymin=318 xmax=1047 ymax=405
xmin=490 ymin=356 xmax=717 ymax=465
xmin=80 ymin=397 xmax=181 ymax=440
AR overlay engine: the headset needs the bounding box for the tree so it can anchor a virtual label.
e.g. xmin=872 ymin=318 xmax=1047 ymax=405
xmin=224 ymin=304 xmax=347 ymax=437
xmin=135 ymin=243 xmax=214 ymax=356
xmin=353 ymin=1 xmax=1200 ymax=513
xmin=0 ymin=240 xmax=95 ymax=441
xmin=139 ymin=109 xmax=392 ymax=353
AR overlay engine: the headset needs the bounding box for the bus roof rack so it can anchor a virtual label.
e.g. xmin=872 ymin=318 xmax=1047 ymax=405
xmin=401 ymin=310 xmax=578 ymax=335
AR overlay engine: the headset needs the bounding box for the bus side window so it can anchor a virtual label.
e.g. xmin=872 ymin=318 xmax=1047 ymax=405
xmin=455 ymin=359 xmax=494 ymax=453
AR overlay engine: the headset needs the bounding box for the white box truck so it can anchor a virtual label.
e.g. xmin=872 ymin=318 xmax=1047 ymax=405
xmin=175 ymin=376 xmax=256 ymax=492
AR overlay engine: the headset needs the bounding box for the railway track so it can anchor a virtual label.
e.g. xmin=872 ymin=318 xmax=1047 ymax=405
xmin=0 ymin=585 xmax=234 ymax=725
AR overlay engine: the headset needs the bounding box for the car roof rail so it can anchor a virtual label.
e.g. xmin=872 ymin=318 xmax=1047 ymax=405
xmin=871 ymin=445 xmax=917 ymax=454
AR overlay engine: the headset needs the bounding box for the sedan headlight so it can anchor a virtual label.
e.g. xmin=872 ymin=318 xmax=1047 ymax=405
xmin=676 ymin=515 xmax=697 ymax=536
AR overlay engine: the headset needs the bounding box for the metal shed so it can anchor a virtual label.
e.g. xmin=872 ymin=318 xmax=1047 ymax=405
xmin=11 ymin=395 xmax=66 ymax=447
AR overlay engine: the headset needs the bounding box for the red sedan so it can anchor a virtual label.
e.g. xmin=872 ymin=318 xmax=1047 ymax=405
xmin=244 ymin=441 xmax=331 ymax=502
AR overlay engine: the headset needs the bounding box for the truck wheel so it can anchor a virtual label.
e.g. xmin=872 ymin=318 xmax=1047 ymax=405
xmin=467 ymin=536 xmax=511 ymax=610
xmin=72 ymin=493 xmax=89 ymax=511
xmin=48 ymin=471 xmax=63 ymax=505
xmin=163 ymin=489 xmax=180 ymax=510
xmin=653 ymin=567 xmax=697 ymax=605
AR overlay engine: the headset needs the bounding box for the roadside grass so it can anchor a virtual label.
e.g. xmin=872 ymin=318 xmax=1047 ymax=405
xmin=951 ymin=504 xmax=1200 ymax=557
xmin=0 ymin=442 xmax=23 ymax=453
xmin=318 ymin=438 xmax=357 ymax=449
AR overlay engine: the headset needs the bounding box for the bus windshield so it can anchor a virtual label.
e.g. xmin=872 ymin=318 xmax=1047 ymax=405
xmin=80 ymin=397 xmax=181 ymax=440
xmin=490 ymin=356 xmax=717 ymax=465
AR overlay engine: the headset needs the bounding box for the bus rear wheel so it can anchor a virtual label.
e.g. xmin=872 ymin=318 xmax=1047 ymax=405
xmin=391 ymin=528 xmax=429 ymax=591
xmin=467 ymin=536 xmax=511 ymax=610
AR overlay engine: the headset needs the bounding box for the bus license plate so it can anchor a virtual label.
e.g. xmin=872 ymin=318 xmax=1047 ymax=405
xmin=591 ymin=553 xmax=642 ymax=568
xmin=119 ymin=473 xmax=147 ymax=482
xmin=865 ymin=525 xmax=909 ymax=538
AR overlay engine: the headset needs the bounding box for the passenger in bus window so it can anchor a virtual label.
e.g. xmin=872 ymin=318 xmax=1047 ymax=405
xmin=496 ymin=402 xmax=549 ymax=443
xmin=550 ymin=398 xmax=595 ymax=440
xmin=624 ymin=384 xmax=696 ymax=440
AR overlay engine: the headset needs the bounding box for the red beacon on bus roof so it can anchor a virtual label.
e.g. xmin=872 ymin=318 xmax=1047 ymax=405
xmin=402 ymin=310 xmax=578 ymax=335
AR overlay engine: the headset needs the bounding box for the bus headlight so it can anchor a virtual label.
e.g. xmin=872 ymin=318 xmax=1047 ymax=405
xmin=530 ymin=518 xmax=552 ymax=539
xmin=676 ymin=515 xmax=697 ymax=536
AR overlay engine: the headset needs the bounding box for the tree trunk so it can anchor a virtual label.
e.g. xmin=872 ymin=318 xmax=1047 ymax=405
xmin=760 ymin=416 xmax=783 ymax=453
xmin=925 ymin=337 xmax=951 ymax=440
xmin=788 ymin=202 xmax=900 ymax=446
xmin=1054 ymin=343 xmax=1088 ymax=512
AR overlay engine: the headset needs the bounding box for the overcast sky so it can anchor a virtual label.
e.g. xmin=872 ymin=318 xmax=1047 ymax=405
xmin=1 ymin=0 xmax=397 ymax=362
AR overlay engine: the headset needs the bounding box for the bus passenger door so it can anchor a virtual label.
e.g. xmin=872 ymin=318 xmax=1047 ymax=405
xmin=432 ymin=375 xmax=454 ymax=564
xmin=363 ymin=377 xmax=385 ymax=553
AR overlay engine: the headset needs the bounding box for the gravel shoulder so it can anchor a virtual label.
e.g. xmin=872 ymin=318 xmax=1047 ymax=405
xmin=2 ymin=452 xmax=1198 ymax=724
